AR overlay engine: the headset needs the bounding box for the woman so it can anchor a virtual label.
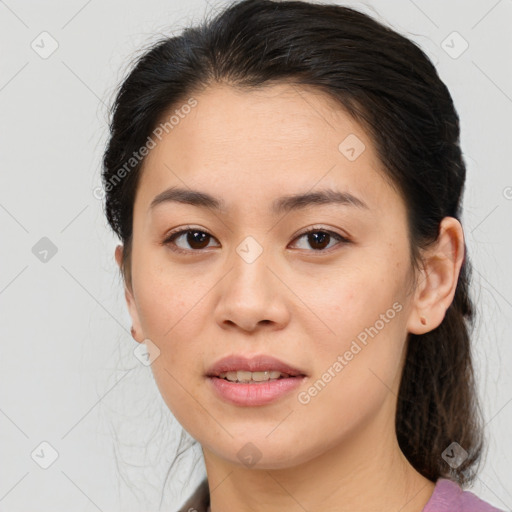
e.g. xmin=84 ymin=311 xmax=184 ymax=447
xmin=101 ymin=1 xmax=505 ymax=510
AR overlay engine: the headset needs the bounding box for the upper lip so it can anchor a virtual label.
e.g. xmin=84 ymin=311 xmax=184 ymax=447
xmin=206 ymin=354 xmax=307 ymax=377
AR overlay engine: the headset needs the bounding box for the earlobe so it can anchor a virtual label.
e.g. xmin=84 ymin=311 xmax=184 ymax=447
xmin=407 ymin=217 xmax=465 ymax=335
xmin=115 ymin=244 xmax=123 ymax=269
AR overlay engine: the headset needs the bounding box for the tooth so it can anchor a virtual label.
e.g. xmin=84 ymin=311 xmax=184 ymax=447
xmin=237 ymin=370 xmax=252 ymax=382
xmin=218 ymin=370 xmax=291 ymax=382
xmin=251 ymin=371 xmax=270 ymax=381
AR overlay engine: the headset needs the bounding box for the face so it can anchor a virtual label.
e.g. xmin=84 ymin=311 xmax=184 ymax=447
xmin=119 ymin=82 xmax=421 ymax=470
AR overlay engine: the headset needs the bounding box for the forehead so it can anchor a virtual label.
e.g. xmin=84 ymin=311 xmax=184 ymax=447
xmin=160 ymin=82 xmax=365 ymax=155
xmin=136 ymin=82 xmax=399 ymax=218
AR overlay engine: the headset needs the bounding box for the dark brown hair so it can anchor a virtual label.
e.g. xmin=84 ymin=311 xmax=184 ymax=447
xmin=102 ymin=0 xmax=484 ymax=494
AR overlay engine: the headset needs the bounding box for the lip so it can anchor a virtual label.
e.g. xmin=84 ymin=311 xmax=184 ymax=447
xmin=205 ymin=354 xmax=307 ymax=407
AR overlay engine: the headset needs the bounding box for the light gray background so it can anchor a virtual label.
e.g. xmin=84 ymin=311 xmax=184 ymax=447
xmin=1 ymin=0 xmax=511 ymax=511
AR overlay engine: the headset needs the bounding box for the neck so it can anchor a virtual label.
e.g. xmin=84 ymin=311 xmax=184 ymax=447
xmin=203 ymin=408 xmax=435 ymax=512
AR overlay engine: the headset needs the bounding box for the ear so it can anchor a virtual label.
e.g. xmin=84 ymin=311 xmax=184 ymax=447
xmin=115 ymin=244 xmax=144 ymax=343
xmin=406 ymin=217 xmax=465 ymax=335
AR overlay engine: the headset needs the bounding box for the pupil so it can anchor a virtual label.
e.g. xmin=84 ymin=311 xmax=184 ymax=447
xmin=310 ymin=232 xmax=329 ymax=250
xmin=188 ymin=231 xmax=209 ymax=249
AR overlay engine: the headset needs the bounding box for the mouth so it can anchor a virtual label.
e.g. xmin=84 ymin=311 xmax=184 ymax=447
xmin=205 ymin=354 xmax=307 ymax=406
xmin=206 ymin=353 xmax=307 ymax=379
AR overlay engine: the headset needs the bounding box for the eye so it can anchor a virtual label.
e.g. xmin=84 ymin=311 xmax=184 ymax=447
xmin=290 ymin=227 xmax=351 ymax=252
xmin=163 ymin=226 xmax=219 ymax=254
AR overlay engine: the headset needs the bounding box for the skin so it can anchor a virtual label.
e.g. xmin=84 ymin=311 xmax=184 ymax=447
xmin=115 ymin=82 xmax=465 ymax=512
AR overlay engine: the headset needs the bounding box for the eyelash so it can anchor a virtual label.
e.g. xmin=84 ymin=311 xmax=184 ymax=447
xmin=162 ymin=225 xmax=351 ymax=255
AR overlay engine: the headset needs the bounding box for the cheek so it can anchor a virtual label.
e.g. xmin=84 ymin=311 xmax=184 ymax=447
xmin=132 ymin=260 xmax=214 ymax=400
xmin=295 ymin=256 xmax=409 ymax=404
xmin=133 ymin=254 xmax=204 ymax=339
xmin=134 ymin=268 xmax=208 ymax=424
xmin=295 ymin=284 xmax=407 ymax=442
xmin=298 ymin=259 xmax=404 ymax=351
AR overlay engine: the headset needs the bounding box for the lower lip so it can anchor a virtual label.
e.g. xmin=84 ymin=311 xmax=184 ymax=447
xmin=207 ymin=376 xmax=306 ymax=406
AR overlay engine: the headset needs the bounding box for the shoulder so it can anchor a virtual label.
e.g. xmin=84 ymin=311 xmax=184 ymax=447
xmin=423 ymin=478 xmax=506 ymax=512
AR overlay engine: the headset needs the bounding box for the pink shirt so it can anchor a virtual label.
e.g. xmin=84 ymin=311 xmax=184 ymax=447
xmin=422 ymin=478 xmax=505 ymax=512
xmin=177 ymin=477 xmax=506 ymax=512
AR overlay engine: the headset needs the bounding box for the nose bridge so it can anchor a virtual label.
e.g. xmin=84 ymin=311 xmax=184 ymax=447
xmin=229 ymin=233 xmax=274 ymax=301
xmin=214 ymin=233 xmax=288 ymax=330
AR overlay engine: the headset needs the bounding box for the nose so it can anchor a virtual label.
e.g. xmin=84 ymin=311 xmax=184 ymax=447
xmin=213 ymin=247 xmax=290 ymax=333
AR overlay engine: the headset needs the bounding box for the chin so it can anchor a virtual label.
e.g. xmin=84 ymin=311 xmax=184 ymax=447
xmin=209 ymin=435 xmax=315 ymax=471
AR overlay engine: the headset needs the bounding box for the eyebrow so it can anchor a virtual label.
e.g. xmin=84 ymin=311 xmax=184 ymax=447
xmin=148 ymin=186 xmax=369 ymax=215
